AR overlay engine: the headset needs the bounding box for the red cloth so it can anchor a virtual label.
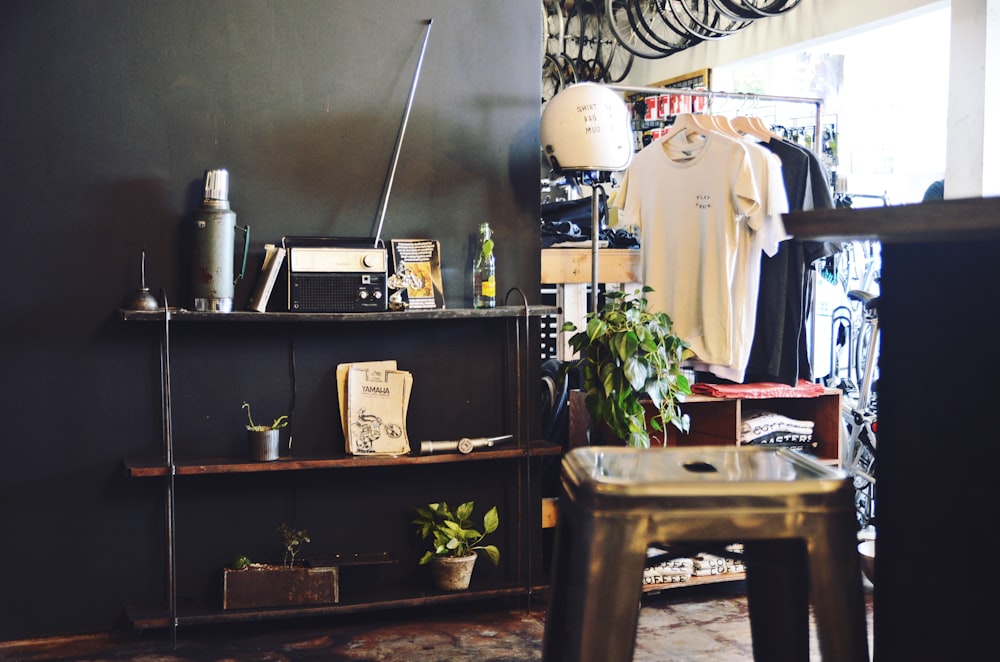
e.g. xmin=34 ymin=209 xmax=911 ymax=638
xmin=690 ymin=379 xmax=827 ymax=399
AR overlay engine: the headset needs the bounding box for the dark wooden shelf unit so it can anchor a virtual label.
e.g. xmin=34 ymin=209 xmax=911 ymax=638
xmin=121 ymin=303 xmax=558 ymax=637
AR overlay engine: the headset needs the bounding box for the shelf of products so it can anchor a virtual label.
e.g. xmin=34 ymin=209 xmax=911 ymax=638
xmin=120 ymin=306 xmax=556 ymax=323
xmin=568 ymin=388 xmax=842 ymax=464
xmin=663 ymin=389 xmax=842 ymax=464
xmin=121 ymin=304 xmax=559 ymax=635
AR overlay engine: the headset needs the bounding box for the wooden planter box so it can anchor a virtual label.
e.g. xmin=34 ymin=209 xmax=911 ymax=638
xmin=223 ymin=564 xmax=339 ymax=610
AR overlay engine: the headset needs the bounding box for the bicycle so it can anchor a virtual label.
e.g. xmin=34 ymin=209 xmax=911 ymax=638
xmin=821 ymin=194 xmax=884 ymax=531
xmin=840 ymin=288 xmax=879 ymax=531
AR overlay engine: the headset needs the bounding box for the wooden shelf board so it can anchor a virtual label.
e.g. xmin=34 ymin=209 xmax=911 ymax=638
xmin=126 ymin=582 xmax=542 ymax=630
xmin=125 ymin=441 xmax=562 ymax=477
xmin=120 ymin=305 xmax=559 ymax=323
xmin=541 ymin=248 xmax=641 ymax=284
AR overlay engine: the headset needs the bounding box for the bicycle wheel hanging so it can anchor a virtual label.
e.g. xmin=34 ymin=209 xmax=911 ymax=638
xmin=578 ymin=5 xmax=633 ymax=83
xmin=549 ymin=0 xmax=635 ymax=83
xmin=544 ymin=0 xmax=566 ymax=57
xmin=604 ymin=0 xmax=680 ymax=58
xmin=627 ymin=0 xmax=701 ymax=56
xmin=596 ymin=11 xmax=634 ymax=82
xmin=542 ymin=0 xmax=804 ymax=88
xmin=711 ymin=0 xmax=802 ymax=19
xmin=542 ymin=53 xmax=566 ymax=103
xmin=669 ymin=0 xmax=755 ymax=41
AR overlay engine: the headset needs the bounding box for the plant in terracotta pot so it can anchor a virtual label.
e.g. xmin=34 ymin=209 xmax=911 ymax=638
xmin=561 ymin=286 xmax=692 ymax=448
xmin=412 ymin=501 xmax=500 ymax=591
xmin=242 ymin=401 xmax=289 ymax=461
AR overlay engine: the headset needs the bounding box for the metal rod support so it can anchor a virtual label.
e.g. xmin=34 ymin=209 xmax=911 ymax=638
xmin=606 ymin=83 xmax=825 ymax=156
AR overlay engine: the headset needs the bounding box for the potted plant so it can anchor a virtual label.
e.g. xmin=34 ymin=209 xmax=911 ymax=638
xmin=223 ymin=523 xmax=339 ymax=609
xmin=561 ymin=286 xmax=692 ymax=448
xmin=243 ymin=401 xmax=289 ymax=461
xmin=412 ymin=501 xmax=500 ymax=591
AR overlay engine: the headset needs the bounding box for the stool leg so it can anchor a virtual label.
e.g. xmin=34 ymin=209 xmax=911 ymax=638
xmin=543 ymin=500 xmax=578 ymax=662
xmin=807 ymin=515 xmax=870 ymax=661
xmin=543 ymin=509 xmax=647 ymax=662
xmin=744 ymin=539 xmax=811 ymax=662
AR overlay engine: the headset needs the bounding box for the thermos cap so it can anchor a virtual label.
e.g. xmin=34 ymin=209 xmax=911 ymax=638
xmin=203 ymin=168 xmax=229 ymax=202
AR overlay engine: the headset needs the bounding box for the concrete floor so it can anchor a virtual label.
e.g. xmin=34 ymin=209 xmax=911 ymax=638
xmin=0 ymin=580 xmax=875 ymax=661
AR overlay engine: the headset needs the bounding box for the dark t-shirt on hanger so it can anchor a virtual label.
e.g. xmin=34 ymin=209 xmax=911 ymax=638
xmin=743 ymin=138 xmax=837 ymax=385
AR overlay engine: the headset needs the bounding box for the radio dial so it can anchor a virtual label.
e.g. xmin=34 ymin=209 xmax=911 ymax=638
xmin=362 ymin=254 xmax=379 ymax=269
xmin=358 ymin=290 xmax=369 ymax=300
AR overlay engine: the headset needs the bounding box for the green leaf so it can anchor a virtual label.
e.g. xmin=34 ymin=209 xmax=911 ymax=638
xmin=627 ymin=429 xmax=650 ymax=449
xmin=623 ymin=355 xmax=646 ymax=391
xmin=455 ymin=501 xmax=474 ymax=522
xmin=480 ymin=545 xmax=500 ymax=565
xmin=483 ymin=506 xmax=499 ymax=534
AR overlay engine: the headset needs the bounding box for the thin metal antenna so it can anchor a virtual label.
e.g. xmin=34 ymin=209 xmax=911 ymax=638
xmin=373 ymin=18 xmax=433 ymax=247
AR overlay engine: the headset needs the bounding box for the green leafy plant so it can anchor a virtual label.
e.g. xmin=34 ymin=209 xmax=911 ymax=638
xmin=278 ymin=523 xmax=310 ymax=568
xmin=242 ymin=401 xmax=289 ymax=432
xmin=412 ymin=501 xmax=500 ymax=566
xmin=561 ymin=286 xmax=691 ymax=448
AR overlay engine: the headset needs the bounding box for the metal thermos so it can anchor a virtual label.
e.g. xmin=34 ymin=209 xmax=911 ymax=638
xmin=191 ymin=168 xmax=249 ymax=312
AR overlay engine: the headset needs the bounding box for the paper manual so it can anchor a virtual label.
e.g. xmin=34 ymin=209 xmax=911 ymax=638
xmin=338 ymin=361 xmax=412 ymax=455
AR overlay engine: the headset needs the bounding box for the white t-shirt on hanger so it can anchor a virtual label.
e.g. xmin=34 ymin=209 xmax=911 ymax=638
xmin=691 ymin=137 xmax=790 ymax=382
xmin=614 ymin=128 xmax=761 ymax=369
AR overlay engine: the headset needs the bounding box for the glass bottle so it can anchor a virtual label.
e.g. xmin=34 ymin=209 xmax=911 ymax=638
xmin=473 ymin=222 xmax=496 ymax=309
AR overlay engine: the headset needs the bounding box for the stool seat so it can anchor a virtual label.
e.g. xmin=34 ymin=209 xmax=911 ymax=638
xmin=542 ymin=446 xmax=869 ymax=662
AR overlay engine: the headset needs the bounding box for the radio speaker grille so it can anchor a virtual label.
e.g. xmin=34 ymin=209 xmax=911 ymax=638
xmin=290 ymin=274 xmax=386 ymax=312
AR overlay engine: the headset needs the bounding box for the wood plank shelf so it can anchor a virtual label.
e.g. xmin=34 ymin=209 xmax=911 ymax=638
xmin=126 ymin=581 xmax=548 ymax=630
xmin=120 ymin=305 xmax=560 ymax=323
xmin=124 ymin=441 xmax=563 ymax=477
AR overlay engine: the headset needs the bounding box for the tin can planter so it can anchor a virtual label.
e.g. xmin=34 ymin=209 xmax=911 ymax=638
xmin=430 ymin=553 xmax=478 ymax=591
xmin=248 ymin=429 xmax=281 ymax=461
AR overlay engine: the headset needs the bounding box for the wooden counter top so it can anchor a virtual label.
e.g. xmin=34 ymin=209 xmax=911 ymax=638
xmin=782 ymin=196 xmax=1000 ymax=244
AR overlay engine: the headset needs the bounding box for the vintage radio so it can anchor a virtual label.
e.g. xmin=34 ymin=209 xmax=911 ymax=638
xmin=284 ymin=237 xmax=388 ymax=312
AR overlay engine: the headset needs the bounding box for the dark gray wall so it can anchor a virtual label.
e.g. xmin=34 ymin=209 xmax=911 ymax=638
xmin=0 ymin=0 xmax=542 ymax=640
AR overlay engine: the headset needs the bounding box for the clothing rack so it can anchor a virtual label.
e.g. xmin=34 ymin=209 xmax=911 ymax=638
xmin=607 ymin=84 xmax=824 ymax=156
xmin=564 ymin=84 xmax=825 ymax=325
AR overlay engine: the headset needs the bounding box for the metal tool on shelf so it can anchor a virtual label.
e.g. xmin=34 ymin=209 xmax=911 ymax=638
xmin=418 ymin=434 xmax=513 ymax=456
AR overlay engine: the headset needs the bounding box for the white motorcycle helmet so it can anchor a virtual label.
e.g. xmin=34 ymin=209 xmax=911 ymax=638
xmin=541 ymin=82 xmax=634 ymax=173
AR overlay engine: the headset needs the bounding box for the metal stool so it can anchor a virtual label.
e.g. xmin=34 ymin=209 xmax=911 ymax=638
xmin=542 ymin=446 xmax=869 ymax=662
